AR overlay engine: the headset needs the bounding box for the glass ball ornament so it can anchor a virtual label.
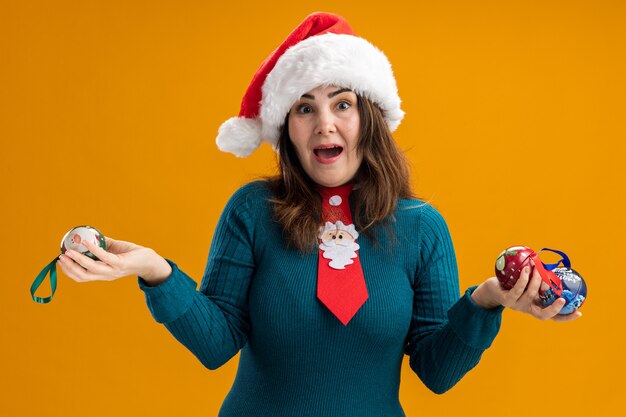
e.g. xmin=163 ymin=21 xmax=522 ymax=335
xmin=495 ymin=246 xmax=536 ymax=290
xmin=60 ymin=225 xmax=106 ymax=260
xmin=539 ymin=267 xmax=587 ymax=315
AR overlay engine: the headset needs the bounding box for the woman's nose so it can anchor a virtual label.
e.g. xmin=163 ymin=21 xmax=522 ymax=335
xmin=315 ymin=109 xmax=337 ymax=136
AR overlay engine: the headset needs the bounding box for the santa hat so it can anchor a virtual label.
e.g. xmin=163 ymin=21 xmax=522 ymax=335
xmin=216 ymin=12 xmax=404 ymax=157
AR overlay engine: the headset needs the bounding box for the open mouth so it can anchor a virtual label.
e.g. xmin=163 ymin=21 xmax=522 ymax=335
xmin=313 ymin=145 xmax=343 ymax=162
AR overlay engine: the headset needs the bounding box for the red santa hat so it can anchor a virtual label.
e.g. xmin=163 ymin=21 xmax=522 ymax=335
xmin=216 ymin=12 xmax=404 ymax=158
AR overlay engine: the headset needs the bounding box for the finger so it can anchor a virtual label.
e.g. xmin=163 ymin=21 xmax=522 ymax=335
xmin=103 ymin=236 xmax=141 ymax=254
xmin=57 ymin=255 xmax=77 ymax=281
xmin=102 ymin=236 xmax=119 ymax=251
xmin=58 ymin=254 xmax=91 ymax=282
xmin=82 ymin=239 xmax=118 ymax=265
xmin=551 ymin=311 xmax=583 ymax=322
xmin=64 ymin=249 xmax=97 ymax=269
xmin=535 ymin=297 xmax=567 ymax=320
xmin=60 ymin=251 xmax=119 ymax=282
xmin=506 ymin=266 xmax=531 ymax=304
xmin=522 ymin=267 xmax=542 ymax=302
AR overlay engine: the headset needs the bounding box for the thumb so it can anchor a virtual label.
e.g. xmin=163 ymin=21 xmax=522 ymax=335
xmin=102 ymin=236 xmax=141 ymax=254
xmin=83 ymin=238 xmax=118 ymax=265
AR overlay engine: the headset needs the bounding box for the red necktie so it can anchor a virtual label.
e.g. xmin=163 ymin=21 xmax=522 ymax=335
xmin=317 ymin=184 xmax=368 ymax=325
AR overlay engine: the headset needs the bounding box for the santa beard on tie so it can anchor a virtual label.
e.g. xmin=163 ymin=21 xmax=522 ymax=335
xmin=318 ymin=221 xmax=360 ymax=270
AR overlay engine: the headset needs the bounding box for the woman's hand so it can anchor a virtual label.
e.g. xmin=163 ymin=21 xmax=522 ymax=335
xmin=57 ymin=237 xmax=172 ymax=286
xmin=471 ymin=266 xmax=582 ymax=322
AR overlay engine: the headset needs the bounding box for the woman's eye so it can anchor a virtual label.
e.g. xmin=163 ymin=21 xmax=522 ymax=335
xmin=337 ymin=101 xmax=351 ymax=110
xmin=296 ymin=104 xmax=313 ymax=114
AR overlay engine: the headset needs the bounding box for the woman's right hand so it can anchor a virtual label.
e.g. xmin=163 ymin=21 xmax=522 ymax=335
xmin=57 ymin=237 xmax=172 ymax=286
xmin=471 ymin=267 xmax=582 ymax=322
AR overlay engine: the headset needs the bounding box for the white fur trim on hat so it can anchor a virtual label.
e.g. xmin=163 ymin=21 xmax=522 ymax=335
xmin=261 ymin=33 xmax=404 ymax=144
xmin=216 ymin=117 xmax=263 ymax=158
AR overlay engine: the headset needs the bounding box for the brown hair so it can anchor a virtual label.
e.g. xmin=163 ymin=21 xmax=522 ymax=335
xmin=266 ymin=95 xmax=415 ymax=252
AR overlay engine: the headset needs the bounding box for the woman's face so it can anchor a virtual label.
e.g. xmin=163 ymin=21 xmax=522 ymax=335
xmin=287 ymin=85 xmax=362 ymax=188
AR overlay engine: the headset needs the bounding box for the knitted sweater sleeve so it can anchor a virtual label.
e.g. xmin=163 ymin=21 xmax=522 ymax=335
xmin=137 ymin=185 xmax=256 ymax=370
xmin=404 ymin=205 xmax=504 ymax=394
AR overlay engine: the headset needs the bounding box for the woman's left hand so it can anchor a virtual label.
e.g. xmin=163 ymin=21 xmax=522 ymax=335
xmin=471 ymin=265 xmax=582 ymax=322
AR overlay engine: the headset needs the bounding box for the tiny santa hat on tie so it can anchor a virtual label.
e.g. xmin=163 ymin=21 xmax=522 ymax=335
xmin=216 ymin=12 xmax=404 ymax=157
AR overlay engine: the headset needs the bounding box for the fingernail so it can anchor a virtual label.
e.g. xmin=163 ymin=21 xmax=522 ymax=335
xmin=524 ymin=266 xmax=530 ymax=273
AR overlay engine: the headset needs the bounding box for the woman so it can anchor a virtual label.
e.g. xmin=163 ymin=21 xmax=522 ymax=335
xmin=58 ymin=12 xmax=580 ymax=416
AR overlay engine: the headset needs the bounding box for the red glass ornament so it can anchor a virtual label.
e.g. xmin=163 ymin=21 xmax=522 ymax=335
xmin=494 ymin=246 xmax=536 ymax=290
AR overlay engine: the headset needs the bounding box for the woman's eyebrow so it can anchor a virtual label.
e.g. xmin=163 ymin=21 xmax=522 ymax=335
xmin=328 ymin=88 xmax=352 ymax=98
xmin=300 ymin=88 xmax=353 ymax=100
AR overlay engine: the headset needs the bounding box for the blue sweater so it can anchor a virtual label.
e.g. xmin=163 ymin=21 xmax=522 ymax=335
xmin=138 ymin=181 xmax=504 ymax=416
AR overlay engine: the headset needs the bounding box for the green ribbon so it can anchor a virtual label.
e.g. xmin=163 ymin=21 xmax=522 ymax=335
xmin=31 ymin=256 xmax=59 ymax=304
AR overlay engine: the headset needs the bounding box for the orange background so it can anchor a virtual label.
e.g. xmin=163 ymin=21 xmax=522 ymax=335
xmin=2 ymin=1 xmax=624 ymax=416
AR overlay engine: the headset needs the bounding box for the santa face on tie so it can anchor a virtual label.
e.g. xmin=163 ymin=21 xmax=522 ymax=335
xmin=318 ymin=221 xmax=360 ymax=270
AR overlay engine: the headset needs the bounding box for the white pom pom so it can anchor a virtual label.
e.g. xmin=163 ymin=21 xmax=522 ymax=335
xmin=216 ymin=117 xmax=263 ymax=158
